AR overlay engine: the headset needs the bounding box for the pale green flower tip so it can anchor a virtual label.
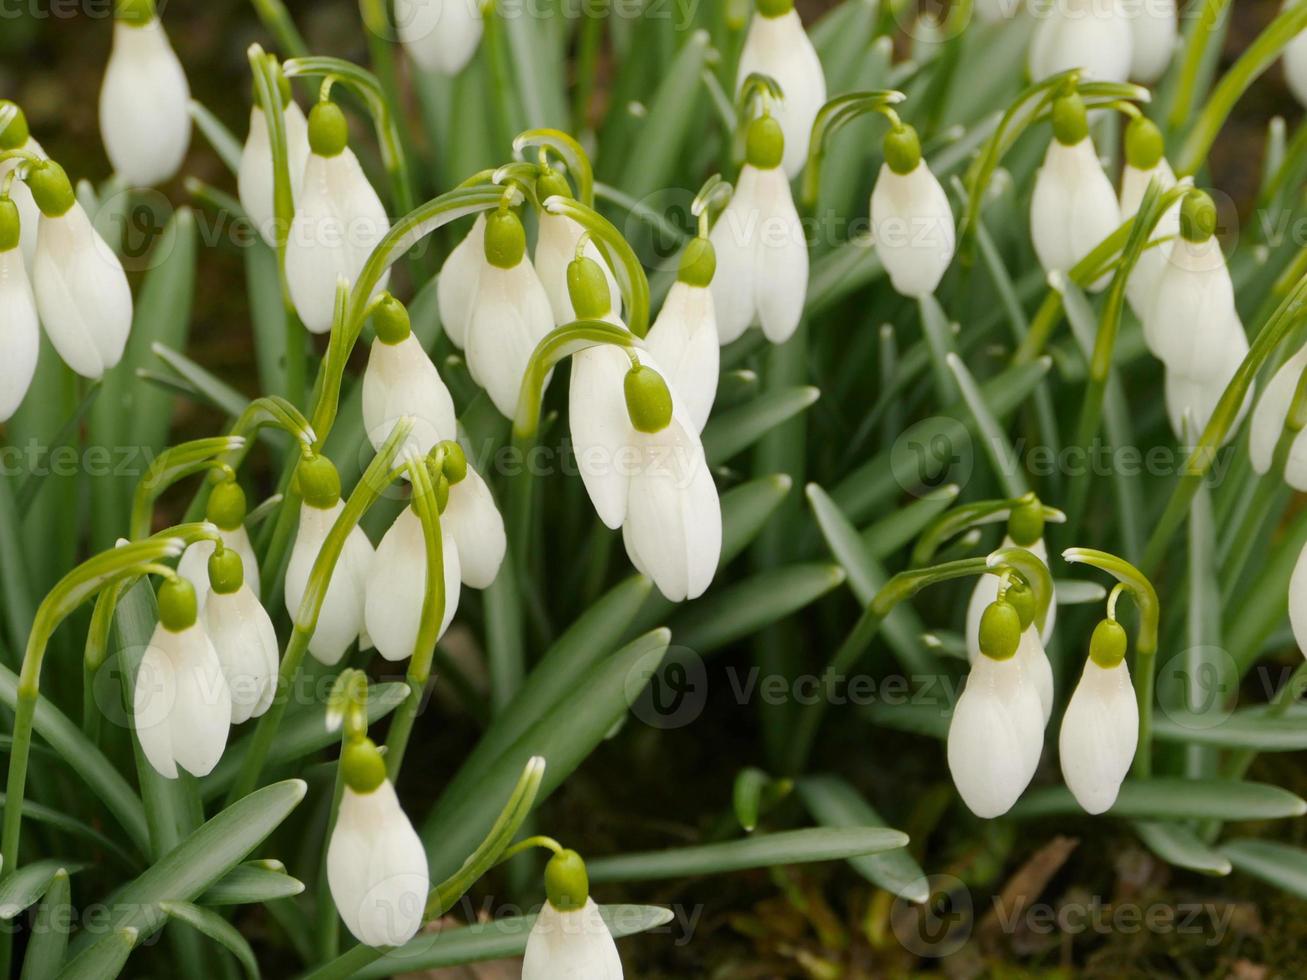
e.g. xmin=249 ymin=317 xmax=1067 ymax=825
xmin=544 ymin=849 xmax=590 ymax=912
xmin=624 ymin=364 xmax=673 ymax=433
xmin=978 ymin=600 xmax=1021 ymax=661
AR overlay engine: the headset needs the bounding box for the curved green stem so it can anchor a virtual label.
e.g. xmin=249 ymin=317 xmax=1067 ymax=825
xmin=513 ymin=129 xmax=594 ymax=208
xmin=910 ymin=493 xmax=1065 ymax=568
xmin=1167 ymin=0 xmax=1231 ymax=132
xmin=495 ymin=834 xmax=564 ymax=865
xmin=129 ymin=437 xmax=246 ymax=540
xmin=800 ymin=90 xmax=905 ymax=210
xmin=326 ymin=668 xmax=370 ymax=742
xmin=511 ymin=321 xmax=638 ymax=441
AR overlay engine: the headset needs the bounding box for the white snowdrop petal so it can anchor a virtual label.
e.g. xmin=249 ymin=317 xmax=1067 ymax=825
xmin=133 ymin=640 xmax=179 ymax=779
xmin=1290 ymin=539 xmax=1307 ymax=656
xmin=870 ymin=162 xmax=956 ymax=299
xmin=99 ymin=20 xmax=191 ymax=187
xmin=443 ymin=465 xmax=506 ymax=589
xmin=394 ymin=0 xmax=484 ymax=75
xmin=1017 ymin=627 xmax=1054 ymax=725
xmin=1128 ymin=0 xmax=1178 ymax=83
xmin=238 ymin=102 xmax=310 ymax=247
xmin=536 ymin=212 xmax=622 ymax=326
xmin=366 ymin=507 xmax=462 ymax=662
xmin=285 ymin=502 xmax=373 ymax=665
xmin=1163 ymin=329 xmax=1250 ymax=446
xmin=644 ymin=281 xmax=720 ymax=433
xmin=437 ymin=214 xmax=485 ymax=349
xmin=465 ymin=260 xmax=555 ymax=418
xmin=204 ymin=586 xmax=279 ymax=725
xmin=1059 ymin=658 xmax=1138 ymax=814
xmin=178 ymin=527 xmax=262 ymax=614
xmin=1147 ymin=236 xmax=1239 ymax=377
xmin=362 ymin=334 xmax=458 ymax=455
xmin=708 ymin=169 xmax=764 ymax=345
xmin=736 ymin=9 xmax=827 ymax=179
xmin=0 ymin=140 xmax=43 ymax=263
xmin=0 ymin=249 xmax=40 ymax=422
xmin=752 ymin=168 xmax=809 ymax=343
xmin=1028 ymin=0 xmax=1132 ymax=85
xmin=1249 ymin=343 xmax=1307 ymax=476
xmin=570 ymin=343 xmax=637 ymax=529
xmin=522 ymin=898 xmax=624 ymax=979
xmin=1030 ymin=138 xmax=1121 ymax=291
xmin=166 ymin=626 xmax=231 ymax=777
xmin=1287 ymin=14 xmax=1307 ymax=109
xmin=947 ymin=653 xmax=1042 ymax=818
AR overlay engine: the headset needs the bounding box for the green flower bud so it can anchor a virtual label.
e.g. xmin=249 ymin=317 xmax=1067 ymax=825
xmin=1180 ymin=189 xmax=1218 ymax=244
xmin=373 ymin=293 xmax=412 ymax=345
xmin=1007 ymin=497 xmax=1045 ymax=547
xmin=484 ymin=209 xmax=527 ymax=269
xmin=1089 ymin=618 xmax=1128 ymax=668
xmin=208 ymin=547 xmax=245 ymax=596
xmin=567 ymin=255 xmax=613 ymax=320
xmin=27 ymin=161 xmax=76 ymax=218
xmin=978 ymin=599 xmax=1022 ymax=661
xmin=297 ymin=454 xmax=342 ymax=510
xmin=0 ymin=199 xmax=20 ymax=253
xmin=115 ymin=0 xmax=156 ymax=26
xmin=440 ymin=441 xmax=468 ymax=486
xmin=745 ymin=115 xmax=786 ymax=171
xmin=1050 ymin=93 xmax=1088 ymax=147
xmin=544 ymin=849 xmax=590 ymax=912
xmin=341 ymin=737 xmax=387 ymax=794
xmin=624 ymin=364 xmax=674 ymax=433
xmin=308 ymin=101 xmax=349 ymax=158
xmin=1005 ymin=580 xmax=1037 ymax=632
xmin=1124 ymin=116 xmax=1165 ymax=172
xmin=883 ymin=124 xmax=922 ymax=176
xmin=158 ymin=577 xmax=198 ymax=632
xmin=678 ymin=237 xmax=716 ymax=288
xmin=0 ymin=101 xmax=29 ymax=151
xmin=206 ymin=480 xmax=247 ymax=532
xmin=536 ymin=169 xmax=573 ymax=202
xmin=757 ymin=0 xmax=794 ymax=17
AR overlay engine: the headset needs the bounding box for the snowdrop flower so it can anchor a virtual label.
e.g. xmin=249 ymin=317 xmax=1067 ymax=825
xmin=523 ymin=850 xmax=623 ymax=979
xmin=99 ymin=0 xmax=191 ymax=187
xmin=1287 ymin=1 xmax=1307 ymax=109
xmin=365 ymin=451 xmax=467 ymax=663
xmin=440 ymin=461 xmax=506 ymax=589
xmin=1118 ymin=116 xmax=1180 ymax=322
xmin=1250 ymin=342 xmax=1307 ymax=490
xmin=1126 ymin=0 xmax=1177 ymax=83
xmin=869 ymin=123 xmax=956 ymax=299
xmin=0 ymin=199 xmax=39 ymax=422
xmin=1028 ymin=0 xmax=1132 ymax=84
xmin=436 ymin=213 xmax=485 ymax=349
xmin=465 ymin=208 xmax=554 ymax=418
xmin=133 ymin=577 xmax=231 ymax=779
xmin=362 ymin=294 xmax=457 ymax=456
xmin=1059 ymin=618 xmax=1138 ymax=813
xmin=0 ymin=102 xmax=43 ymax=262
xmin=328 ymin=737 xmax=429 ymax=947
xmin=285 ymin=455 xmax=375 ymax=665
xmin=644 ymin=237 xmax=720 ymax=433
xmin=28 ymin=161 xmax=133 ymax=379
xmin=709 ymin=115 xmax=808 ymax=345
xmin=203 ymin=547 xmax=278 ymax=725
xmin=178 ymin=479 xmax=262 ymax=612
xmin=535 ymin=171 xmax=621 ymax=327
xmin=286 ymin=101 xmax=391 ymax=334
xmin=394 ymin=0 xmax=484 ymax=76
xmin=736 ymin=0 xmax=826 ymax=179
xmin=965 ymin=498 xmax=1058 ymax=661
xmin=1162 ymin=328 xmax=1251 ymax=446
xmin=238 ymin=72 xmax=310 ymax=248
xmin=948 ymin=599 xmax=1045 ymax=818
xmin=1030 ymin=92 xmax=1121 ymax=292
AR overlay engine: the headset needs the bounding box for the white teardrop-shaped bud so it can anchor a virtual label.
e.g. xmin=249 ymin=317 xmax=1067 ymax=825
xmin=1030 ymin=136 xmax=1121 ymax=291
xmin=0 ymin=242 xmax=40 ymax=423
xmin=870 ymin=160 xmax=956 ymax=299
xmin=365 ymin=505 xmax=461 ymax=662
xmin=442 ymin=464 xmax=506 ymax=589
xmin=99 ymin=16 xmax=191 ymax=187
xmin=177 ymin=526 xmax=262 ymax=613
xmin=1119 ymin=156 xmax=1180 ymax=322
xmin=523 ymin=897 xmax=624 ymax=979
xmin=644 ymin=278 xmax=720 ymax=433
xmin=362 ymin=334 xmax=457 ymax=456
xmin=327 ymin=779 xmax=429 ymax=947
xmin=1145 ymin=234 xmax=1239 ymax=378
xmin=1028 ymin=0 xmax=1132 ymax=84
xmin=535 ymin=211 xmax=621 ymax=327
xmin=204 ymin=582 xmax=279 ymax=725
xmin=394 ymin=0 xmax=484 ymax=76
xmin=436 ymin=213 xmax=485 ymax=350
xmin=570 ymin=342 xmax=636 ymax=530
xmin=1059 ymin=657 xmax=1138 ymax=814
xmin=736 ymin=8 xmax=827 ymax=178
xmin=238 ymin=100 xmax=311 ymax=248
xmin=285 ymin=500 xmax=375 ymax=665
xmin=134 ymin=619 xmax=231 ymax=779
xmin=1127 ymin=0 xmax=1177 ymax=83
xmin=1250 ymin=342 xmax=1307 ymax=488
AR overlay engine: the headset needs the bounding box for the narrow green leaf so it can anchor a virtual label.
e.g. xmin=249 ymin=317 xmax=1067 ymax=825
xmin=863 ymin=700 xmax=950 ymax=740
xmin=797 ymin=776 xmax=929 ymax=903
xmin=1221 ymin=838 xmax=1307 ymax=899
xmin=587 ymin=827 xmax=910 ymax=882
xmin=0 ymin=475 xmax=35 ymax=658
xmin=56 ymin=929 xmax=137 ymax=980
xmin=861 ymin=484 xmax=960 ymax=560
xmin=1055 ymin=580 xmax=1109 ymax=605
xmin=244 ymin=240 xmax=290 ymax=400
xmin=151 ymin=343 xmax=251 ymax=418
xmin=1012 ymin=780 xmax=1307 ymax=822
xmin=200 ymin=861 xmax=305 ymax=906
xmin=20 ymin=867 xmax=70 ymax=980
xmin=945 ymin=352 xmax=1028 ymax=497
xmin=188 ymin=100 xmax=243 ymax=174
xmin=703 ymin=387 xmax=821 ymax=466
xmin=1132 ymin=822 xmax=1232 ymax=876
xmin=0 ymin=861 xmax=82 ymax=921
xmin=160 ymin=902 xmax=260 ymax=980
xmin=919 ymin=294 xmax=960 ymax=403
xmin=732 ymin=767 xmax=791 ymax=833
xmin=720 ymin=474 xmax=794 ymax=566
xmin=1152 ymin=711 xmax=1307 ymax=751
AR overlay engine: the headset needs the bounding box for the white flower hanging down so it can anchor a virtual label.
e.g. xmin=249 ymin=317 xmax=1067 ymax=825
xmin=948 ymin=598 xmax=1045 ymax=818
xmin=1059 ymin=618 xmax=1138 ymax=814
xmin=203 ymin=547 xmax=279 ymax=725
xmin=709 ymin=114 xmax=808 ymax=345
xmin=0 ymin=101 xmax=44 ymax=263
xmin=28 ymin=161 xmax=133 ymax=379
xmin=1030 ymin=92 xmax=1121 ymax=292
xmin=286 ymin=100 xmax=391 ymax=334
xmin=362 ymin=294 xmax=457 ymax=456
xmin=285 ymin=456 xmax=376 ymax=666
xmin=736 ymin=0 xmax=826 ymax=179
xmin=440 ymin=462 xmax=507 ymax=589
xmin=523 ymin=850 xmax=624 ymax=979
xmin=133 ymin=578 xmax=232 ymax=779
xmin=644 ymin=237 xmax=721 ymax=433
xmin=1117 ymin=116 xmax=1181 ymax=323
xmin=178 ymin=480 xmax=262 ymax=612
xmin=1250 ymin=341 xmax=1307 ymax=490
xmin=1127 ymin=0 xmax=1178 ymax=83
xmin=535 ymin=170 xmax=621 ymax=327
xmin=464 ymin=208 xmax=555 ymax=418
xmin=1028 ymin=0 xmax=1132 ymax=85
xmin=0 ymin=197 xmax=39 ymax=423
xmin=869 ymin=122 xmax=956 ymax=299
xmin=964 ymin=499 xmax=1059 ymax=662
xmin=238 ymin=74 xmax=311 ymax=248
xmin=394 ymin=0 xmax=484 ymax=76
xmin=328 ymin=738 xmax=429 ymax=947
xmin=98 ymin=0 xmax=191 ymax=187
xmin=437 ymin=213 xmax=485 ymax=350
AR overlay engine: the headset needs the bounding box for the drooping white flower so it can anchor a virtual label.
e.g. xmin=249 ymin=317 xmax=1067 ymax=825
xmin=328 ymin=757 xmax=429 ymax=948
xmin=523 ymin=897 xmax=624 ymax=979
xmin=394 ymin=0 xmax=484 ymax=76
xmin=99 ymin=2 xmax=191 ymax=187
xmin=441 ymin=463 xmax=506 ymax=589
xmin=365 ymin=505 xmax=461 ymax=662
xmin=1250 ymin=342 xmax=1307 ymax=489
xmin=1163 ymin=328 xmax=1252 ymax=446
xmin=1028 ymin=0 xmax=1132 ymax=85
xmin=285 ymin=458 xmax=375 ymax=666
xmin=1058 ymin=619 xmax=1138 ymax=814
xmin=436 ymin=213 xmax=485 ymax=350
xmin=0 ymin=102 xmax=44 ymax=263
xmin=1030 ymin=97 xmax=1121 ymax=291
xmin=0 ymin=202 xmax=40 ymax=423
xmin=1144 ymin=235 xmax=1240 ymax=379
xmin=465 ymin=209 xmax=555 ymax=418
xmin=869 ymin=124 xmax=956 ymax=299
xmin=1127 ymin=0 xmax=1177 ymax=83
xmin=178 ymin=480 xmax=262 ymax=611
xmin=964 ymin=515 xmax=1058 ymax=660
xmin=709 ymin=115 xmax=808 ymax=345
xmin=736 ymin=0 xmax=826 ymax=179
xmin=643 ymin=239 xmax=720 ymax=433
xmin=202 ymin=548 xmax=278 ymax=725
xmin=1290 ymin=539 xmax=1307 ymax=655
xmin=362 ymin=296 xmax=457 ymax=456
xmin=285 ymin=101 xmax=391 ymax=334
xmin=133 ymin=579 xmax=231 ymax=779
xmin=1118 ymin=118 xmax=1180 ymax=322
xmin=535 ymin=173 xmax=621 ymax=327
xmin=29 ymin=162 xmax=133 ymax=379
xmin=238 ymin=92 xmax=310 ymax=248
